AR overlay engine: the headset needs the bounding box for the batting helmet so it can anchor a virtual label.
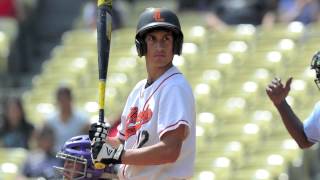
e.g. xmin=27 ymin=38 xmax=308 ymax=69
xmin=135 ymin=7 xmax=184 ymax=57
xmin=311 ymin=51 xmax=320 ymax=90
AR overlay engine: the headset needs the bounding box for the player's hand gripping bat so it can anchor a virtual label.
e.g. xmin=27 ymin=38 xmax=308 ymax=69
xmin=94 ymin=0 xmax=112 ymax=169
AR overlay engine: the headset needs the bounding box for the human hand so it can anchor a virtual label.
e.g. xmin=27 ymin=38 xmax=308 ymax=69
xmin=91 ymin=140 xmax=124 ymax=165
xmin=89 ymin=122 xmax=110 ymax=142
xmin=266 ymin=77 xmax=293 ymax=106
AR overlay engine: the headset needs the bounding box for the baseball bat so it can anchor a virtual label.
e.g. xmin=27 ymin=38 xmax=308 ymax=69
xmin=96 ymin=0 xmax=112 ymax=169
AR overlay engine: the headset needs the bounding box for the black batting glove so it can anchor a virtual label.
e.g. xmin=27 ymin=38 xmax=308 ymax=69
xmin=89 ymin=122 xmax=110 ymax=142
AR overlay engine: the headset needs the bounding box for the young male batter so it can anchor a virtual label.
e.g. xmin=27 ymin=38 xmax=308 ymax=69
xmin=90 ymin=7 xmax=196 ymax=180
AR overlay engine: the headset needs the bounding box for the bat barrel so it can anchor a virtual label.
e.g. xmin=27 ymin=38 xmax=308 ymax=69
xmin=97 ymin=4 xmax=110 ymax=80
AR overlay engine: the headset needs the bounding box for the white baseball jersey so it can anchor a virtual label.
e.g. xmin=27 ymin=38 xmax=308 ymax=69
xmin=304 ymin=101 xmax=320 ymax=143
xmin=117 ymin=66 xmax=196 ymax=180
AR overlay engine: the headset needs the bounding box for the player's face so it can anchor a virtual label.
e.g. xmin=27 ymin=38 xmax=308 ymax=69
xmin=63 ymin=160 xmax=85 ymax=180
xmin=145 ymin=30 xmax=174 ymax=69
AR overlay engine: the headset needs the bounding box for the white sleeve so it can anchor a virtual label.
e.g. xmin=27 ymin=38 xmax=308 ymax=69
xmin=157 ymin=85 xmax=195 ymax=139
xmin=304 ymin=102 xmax=320 ymax=143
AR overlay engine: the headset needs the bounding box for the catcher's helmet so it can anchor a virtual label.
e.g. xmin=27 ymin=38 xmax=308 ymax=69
xmin=311 ymin=51 xmax=320 ymax=90
xmin=54 ymin=135 xmax=114 ymax=179
xmin=135 ymin=7 xmax=184 ymax=57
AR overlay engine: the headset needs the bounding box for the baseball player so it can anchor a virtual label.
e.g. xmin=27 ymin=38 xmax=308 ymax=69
xmin=266 ymin=51 xmax=320 ymax=149
xmin=54 ymin=135 xmax=118 ymax=180
xmin=89 ymin=7 xmax=196 ymax=180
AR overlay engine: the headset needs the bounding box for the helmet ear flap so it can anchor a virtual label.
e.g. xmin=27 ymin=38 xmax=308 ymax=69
xmin=135 ymin=36 xmax=147 ymax=57
xmin=174 ymin=33 xmax=183 ymax=55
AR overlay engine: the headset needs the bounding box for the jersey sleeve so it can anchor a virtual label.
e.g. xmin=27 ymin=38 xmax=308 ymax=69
xmin=304 ymin=102 xmax=320 ymax=143
xmin=157 ymin=84 xmax=195 ymax=139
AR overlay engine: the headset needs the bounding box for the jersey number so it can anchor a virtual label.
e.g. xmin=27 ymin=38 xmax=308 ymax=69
xmin=137 ymin=130 xmax=149 ymax=148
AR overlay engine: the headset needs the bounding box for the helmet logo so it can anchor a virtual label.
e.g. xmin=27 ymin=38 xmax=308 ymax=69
xmin=153 ymin=9 xmax=164 ymax=22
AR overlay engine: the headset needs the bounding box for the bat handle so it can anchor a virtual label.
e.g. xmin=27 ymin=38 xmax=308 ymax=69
xmin=95 ymin=81 xmax=107 ymax=169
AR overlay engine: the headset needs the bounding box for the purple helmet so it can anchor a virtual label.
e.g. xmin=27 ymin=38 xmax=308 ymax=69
xmin=54 ymin=135 xmax=117 ymax=179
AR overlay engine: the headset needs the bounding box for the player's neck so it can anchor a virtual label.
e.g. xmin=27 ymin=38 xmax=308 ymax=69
xmin=146 ymin=63 xmax=173 ymax=84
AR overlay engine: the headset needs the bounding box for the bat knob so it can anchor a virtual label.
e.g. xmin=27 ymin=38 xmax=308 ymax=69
xmin=94 ymin=162 xmax=106 ymax=169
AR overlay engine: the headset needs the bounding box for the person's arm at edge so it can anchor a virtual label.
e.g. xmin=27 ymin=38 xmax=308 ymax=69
xmin=274 ymin=100 xmax=314 ymax=149
xmin=266 ymin=77 xmax=314 ymax=149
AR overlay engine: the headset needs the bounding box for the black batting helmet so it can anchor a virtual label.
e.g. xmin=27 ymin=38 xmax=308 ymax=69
xmin=135 ymin=8 xmax=184 ymax=57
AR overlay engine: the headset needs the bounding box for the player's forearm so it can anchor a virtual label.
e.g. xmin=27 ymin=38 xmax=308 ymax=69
xmin=275 ymin=101 xmax=314 ymax=148
xmin=121 ymin=141 xmax=182 ymax=165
